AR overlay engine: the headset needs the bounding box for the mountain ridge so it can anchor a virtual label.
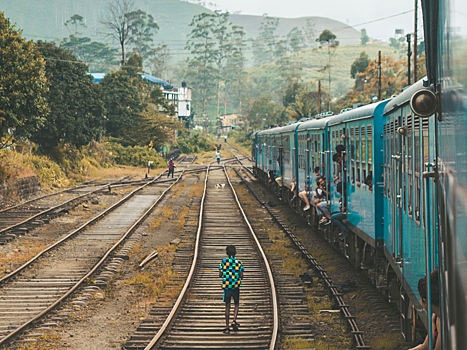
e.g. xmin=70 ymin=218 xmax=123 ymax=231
xmin=0 ymin=0 xmax=361 ymax=60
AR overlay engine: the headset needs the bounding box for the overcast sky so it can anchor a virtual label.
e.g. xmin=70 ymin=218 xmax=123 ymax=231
xmin=205 ymin=0 xmax=418 ymax=42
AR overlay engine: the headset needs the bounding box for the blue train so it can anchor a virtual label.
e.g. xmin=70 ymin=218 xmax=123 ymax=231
xmin=252 ymin=1 xmax=466 ymax=348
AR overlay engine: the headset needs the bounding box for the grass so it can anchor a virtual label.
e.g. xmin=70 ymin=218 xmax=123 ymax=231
xmin=0 ymin=239 xmax=49 ymax=277
xmin=126 ymin=243 xmax=179 ymax=302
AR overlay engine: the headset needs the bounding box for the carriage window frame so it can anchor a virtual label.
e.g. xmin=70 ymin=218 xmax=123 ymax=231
xmin=350 ymin=127 xmax=355 ymax=184
xmin=413 ymin=117 xmax=421 ymax=223
xmin=298 ymin=133 xmax=307 ymax=171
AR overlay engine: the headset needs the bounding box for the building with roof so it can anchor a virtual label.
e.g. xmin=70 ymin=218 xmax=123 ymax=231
xmin=88 ymin=73 xmax=192 ymax=125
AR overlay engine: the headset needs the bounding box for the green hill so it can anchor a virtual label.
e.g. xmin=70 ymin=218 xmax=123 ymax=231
xmin=0 ymin=0 xmax=361 ymax=61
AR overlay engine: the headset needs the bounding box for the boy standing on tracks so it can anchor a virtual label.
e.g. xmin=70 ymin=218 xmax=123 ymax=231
xmin=219 ymin=245 xmax=244 ymax=334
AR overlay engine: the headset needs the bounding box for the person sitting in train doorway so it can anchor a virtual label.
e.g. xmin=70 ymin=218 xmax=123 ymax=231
xmin=409 ymin=270 xmax=441 ymax=350
xmin=216 ymin=149 xmax=221 ymax=164
xmin=315 ymin=177 xmax=331 ymax=224
xmin=219 ymin=245 xmax=244 ymax=334
xmin=268 ymin=169 xmax=275 ymax=185
xmin=330 ymin=181 xmax=349 ymax=240
xmin=299 ymin=175 xmax=313 ymax=211
xmin=290 ymin=179 xmax=298 ymax=202
xmin=167 ymin=158 xmax=175 ymax=178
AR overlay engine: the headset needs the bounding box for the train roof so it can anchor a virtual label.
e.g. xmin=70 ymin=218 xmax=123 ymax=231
xmin=257 ymin=122 xmax=300 ymax=136
xmin=327 ymin=102 xmax=382 ymax=126
xmin=297 ymin=115 xmax=333 ymax=131
xmin=297 ymin=102 xmax=385 ymax=131
xmin=383 ymin=78 xmax=426 ymax=115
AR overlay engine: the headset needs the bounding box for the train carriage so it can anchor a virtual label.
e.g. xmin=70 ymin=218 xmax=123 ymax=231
xmin=296 ymin=117 xmax=330 ymax=195
xmin=255 ymin=128 xmax=281 ymax=183
xmin=383 ymin=79 xmax=438 ymax=340
xmin=277 ymin=123 xmax=300 ymax=192
xmin=420 ymin=0 xmax=467 ymax=348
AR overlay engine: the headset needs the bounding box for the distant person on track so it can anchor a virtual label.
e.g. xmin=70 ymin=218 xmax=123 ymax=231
xmin=409 ymin=270 xmax=441 ymax=350
xmin=219 ymin=245 xmax=244 ymax=334
xmin=216 ymin=150 xmax=221 ymax=164
xmin=167 ymin=158 xmax=175 ymax=178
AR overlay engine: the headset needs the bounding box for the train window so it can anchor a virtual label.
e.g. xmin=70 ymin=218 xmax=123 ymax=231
xmin=402 ymin=116 xmax=407 ymax=212
xmin=350 ymin=127 xmax=355 ymax=184
xmin=422 ymin=119 xmax=429 ymax=164
xmin=413 ymin=117 xmax=421 ymax=222
xmin=357 ymin=127 xmax=362 ymax=183
xmin=317 ymin=134 xmax=321 ymax=170
xmin=367 ymin=128 xmax=372 ymax=186
xmin=363 ymin=126 xmax=368 ymax=182
xmin=298 ymin=134 xmax=306 ymax=170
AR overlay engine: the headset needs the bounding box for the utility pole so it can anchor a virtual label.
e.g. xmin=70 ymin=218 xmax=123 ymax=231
xmin=407 ymin=34 xmax=412 ymax=85
xmin=378 ymin=51 xmax=382 ymax=101
xmin=414 ymin=0 xmax=418 ymax=82
xmin=318 ymin=80 xmax=322 ymax=114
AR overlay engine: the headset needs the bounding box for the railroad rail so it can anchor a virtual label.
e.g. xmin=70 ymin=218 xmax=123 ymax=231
xmin=228 ymin=145 xmax=370 ymax=349
xmin=124 ymin=165 xmax=279 ymax=350
xmin=0 ymin=157 xmax=195 ymax=347
xmin=0 ymin=178 xmax=135 ymax=245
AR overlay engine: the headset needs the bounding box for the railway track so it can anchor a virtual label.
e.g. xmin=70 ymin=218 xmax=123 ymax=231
xmin=227 ymin=143 xmax=406 ymax=349
xmin=124 ymin=165 xmax=279 ymax=350
xmin=0 ymin=179 xmax=125 ymax=245
xmin=0 ymin=157 xmax=195 ymax=348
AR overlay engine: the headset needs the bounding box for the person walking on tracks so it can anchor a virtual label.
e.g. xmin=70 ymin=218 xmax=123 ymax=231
xmin=219 ymin=245 xmax=244 ymax=334
xmin=216 ymin=149 xmax=221 ymax=164
xmin=167 ymin=158 xmax=175 ymax=178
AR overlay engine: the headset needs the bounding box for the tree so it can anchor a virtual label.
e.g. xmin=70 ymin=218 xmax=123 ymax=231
xmin=61 ymin=35 xmax=118 ymax=72
xmin=225 ymin=25 xmax=248 ymax=113
xmin=0 ymin=13 xmax=48 ymax=148
xmin=100 ymin=0 xmax=136 ymax=66
xmin=303 ymin=18 xmax=316 ymax=48
xmin=283 ymin=81 xmax=324 ymax=120
xmin=62 ymin=14 xmax=117 ymax=71
xmin=127 ymin=9 xmax=159 ymax=57
xmin=287 ymin=27 xmax=305 ymax=53
xmin=316 ymin=30 xmax=339 ymax=110
xmin=253 ymin=15 xmax=281 ymax=65
xmin=333 ymin=54 xmax=407 ymax=112
xmin=350 ymin=52 xmax=370 ymax=90
xmin=185 ymin=12 xmax=222 ymax=119
xmin=148 ymin=43 xmax=171 ymax=79
xmin=64 ymin=14 xmax=87 ymax=35
xmin=100 ymin=55 xmax=146 ymax=146
xmin=31 ymin=41 xmax=105 ymax=152
xmin=247 ymin=96 xmax=287 ymax=129
xmin=360 ymin=28 xmax=369 ymax=46
xmin=389 ymin=37 xmax=403 ymax=49
xmin=361 ymin=54 xmax=406 ymax=99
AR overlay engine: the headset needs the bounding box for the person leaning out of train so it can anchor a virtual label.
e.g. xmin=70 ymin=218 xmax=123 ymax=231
xmin=409 ymin=270 xmax=441 ymax=350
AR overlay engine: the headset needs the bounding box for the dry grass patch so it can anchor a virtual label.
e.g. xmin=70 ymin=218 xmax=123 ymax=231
xmin=85 ymin=164 xmax=154 ymax=180
xmin=126 ymin=243 xmax=179 ymax=304
xmin=0 ymin=239 xmax=49 ymax=276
